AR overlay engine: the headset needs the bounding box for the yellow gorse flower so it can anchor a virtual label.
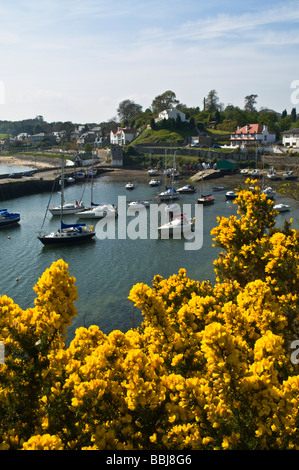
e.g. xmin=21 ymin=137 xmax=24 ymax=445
xmin=0 ymin=186 xmax=299 ymax=450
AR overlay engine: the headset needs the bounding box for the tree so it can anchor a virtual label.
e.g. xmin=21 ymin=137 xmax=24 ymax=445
xmin=117 ymin=99 xmax=142 ymax=123
xmin=244 ymin=94 xmax=258 ymax=112
xmin=204 ymin=89 xmax=222 ymax=113
xmin=291 ymin=108 xmax=297 ymax=122
xmin=151 ymin=90 xmax=179 ymax=115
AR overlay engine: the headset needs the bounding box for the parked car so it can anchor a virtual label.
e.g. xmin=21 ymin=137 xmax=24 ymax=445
xmin=9 ymin=172 xmax=22 ymax=178
xmin=212 ymin=144 xmax=221 ymax=148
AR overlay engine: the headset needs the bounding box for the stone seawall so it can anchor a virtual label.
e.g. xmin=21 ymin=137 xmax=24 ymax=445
xmin=0 ymin=178 xmax=55 ymax=201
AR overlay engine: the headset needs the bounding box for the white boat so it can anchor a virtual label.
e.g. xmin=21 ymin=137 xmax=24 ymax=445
xmin=0 ymin=208 xmax=20 ymax=228
xmin=86 ymin=168 xmax=97 ymax=177
xmin=177 ymin=184 xmax=196 ymax=194
xmin=158 ymin=187 xmax=179 ymax=201
xmin=158 ymin=214 xmax=195 ymax=236
xmin=251 ymin=169 xmax=260 ymax=177
xmin=74 ymin=171 xmax=86 ymax=180
xmin=240 ymin=168 xmax=249 ymax=175
xmin=128 ymin=201 xmax=150 ymax=209
xmin=149 ymin=178 xmax=160 ymax=187
xmin=125 ymin=182 xmax=134 ymax=190
xmin=283 ymin=170 xmax=297 ymax=180
xmin=148 ymin=168 xmax=159 ymax=176
xmin=267 ymin=168 xmax=277 ymax=180
xmin=226 ymin=190 xmax=237 ymax=200
xmin=273 ymin=203 xmax=290 ymax=212
xmin=77 ymin=203 xmax=117 ymax=219
xmin=197 ymin=195 xmax=215 ymax=205
xmin=262 ymin=186 xmax=276 ymax=199
xmin=38 ymin=155 xmax=95 ymax=246
xmin=49 ymin=200 xmax=85 ymax=216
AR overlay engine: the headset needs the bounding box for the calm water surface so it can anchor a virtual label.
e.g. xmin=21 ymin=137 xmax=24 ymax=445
xmin=0 ymin=171 xmax=298 ymax=341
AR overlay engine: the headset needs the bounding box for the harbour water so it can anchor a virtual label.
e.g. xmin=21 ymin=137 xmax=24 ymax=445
xmin=0 ymin=170 xmax=298 ymax=342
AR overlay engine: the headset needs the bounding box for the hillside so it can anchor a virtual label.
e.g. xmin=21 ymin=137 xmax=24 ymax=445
xmin=131 ymin=128 xmax=187 ymax=145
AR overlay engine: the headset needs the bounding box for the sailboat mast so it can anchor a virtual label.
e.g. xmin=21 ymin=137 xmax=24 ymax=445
xmin=60 ymin=153 xmax=65 ymax=221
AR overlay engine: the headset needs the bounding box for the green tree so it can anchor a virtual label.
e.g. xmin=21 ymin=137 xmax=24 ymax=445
xmin=244 ymin=94 xmax=258 ymax=112
xmin=117 ymin=100 xmax=142 ymax=123
xmin=204 ymin=90 xmax=222 ymax=113
xmin=151 ymin=90 xmax=179 ymax=115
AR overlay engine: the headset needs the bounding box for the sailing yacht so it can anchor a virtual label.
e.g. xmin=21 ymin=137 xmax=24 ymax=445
xmin=38 ymin=155 xmax=95 ymax=246
xmin=49 ymin=161 xmax=86 ymax=215
xmin=158 ymin=151 xmax=179 ymax=201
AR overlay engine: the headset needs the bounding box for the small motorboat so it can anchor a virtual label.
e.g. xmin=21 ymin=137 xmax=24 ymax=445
xmin=273 ymin=203 xmax=290 ymax=212
xmin=283 ymin=170 xmax=297 ymax=180
xmin=212 ymin=186 xmax=224 ymax=191
xmin=148 ymin=168 xmax=159 ymax=176
xmin=125 ymin=182 xmax=134 ymax=190
xmin=262 ymin=187 xmax=276 ymax=200
xmin=149 ymin=178 xmax=160 ymax=187
xmin=0 ymin=209 xmax=20 ymax=228
xmin=74 ymin=171 xmax=86 ymax=180
xmin=177 ymin=184 xmax=196 ymax=194
xmin=128 ymin=201 xmax=150 ymax=209
xmin=240 ymin=168 xmax=249 ymax=175
xmin=158 ymin=214 xmax=195 ymax=237
xmin=267 ymin=168 xmax=277 ymax=180
xmin=250 ymin=169 xmax=260 ymax=177
xmin=197 ymin=195 xmax=215 ymax=205
xmin=225 ymin=190 xmax=237 ymax=200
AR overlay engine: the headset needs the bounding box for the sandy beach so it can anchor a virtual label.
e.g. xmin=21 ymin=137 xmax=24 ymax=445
xmin=0 ymin=154 xmax=60 ymax=169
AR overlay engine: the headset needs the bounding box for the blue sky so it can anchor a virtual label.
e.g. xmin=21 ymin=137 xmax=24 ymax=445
xmin=1 ymin=0 xmax=299 ymax=123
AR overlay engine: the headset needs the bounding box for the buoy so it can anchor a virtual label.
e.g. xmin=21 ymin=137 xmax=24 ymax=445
xmin=16 ymin=278 xmax=19 ymax=282
xmin=8 ymin=236 xmax=11 ymax=239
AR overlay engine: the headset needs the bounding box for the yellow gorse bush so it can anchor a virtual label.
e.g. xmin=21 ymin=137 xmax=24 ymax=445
xmin=0 ymin=182 xmax=299 ymax=450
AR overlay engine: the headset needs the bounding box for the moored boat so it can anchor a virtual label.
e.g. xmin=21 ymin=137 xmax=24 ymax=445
xmin=77 ymin=203 xmax=117 ymax=219
xmin=149 ymin=178 xmax=159 ymax=187
xmin=0 ymin=209 xmax=20 ymax=228
xmin=262 ymin=186 xmax=276 ymax=199
xmin=38 ymin=222 xmax=95 ymax=245
xmin=128 ymin=201 xmax=150 ymax=209
xmin=157 ymin=214 xmax=195 ymax=236
xmin=283 ymin=170 xmax=297 ymax=180
xmin=38 ymin=154 xmax=95 ymax=246
xmin=177 ymin=184 xmax=196 ymax=194
xmin=225 ymin=190 xmax=237 ymax=200
xmin=197 ymin=195 xmax=214 ymax=205
xmin=273 ymin=203 xmax=290 ymax=212
xmin=49 ymin=201 xmax=85 ymax=216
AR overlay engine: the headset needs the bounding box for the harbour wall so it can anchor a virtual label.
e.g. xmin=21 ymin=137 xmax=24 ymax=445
xmin=0 ymin=178 xmax=55 ymax=202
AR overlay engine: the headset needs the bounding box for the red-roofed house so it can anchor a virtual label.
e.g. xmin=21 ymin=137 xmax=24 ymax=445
xmin=230 ymin=124 xmax=276 ymax=148
xmin=110 ymin=127 xmax=137 ymax=146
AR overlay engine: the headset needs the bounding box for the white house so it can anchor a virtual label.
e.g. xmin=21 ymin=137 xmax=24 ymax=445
xmin=230 ymin=124 xmax=276 ymax=148
xmin=155 ymin=108 xmax=188 ymax=123
xmin=282 ymin=128 xmax=299 ymax=148
xmin=110 ymin=127 xmax=137 ymax=146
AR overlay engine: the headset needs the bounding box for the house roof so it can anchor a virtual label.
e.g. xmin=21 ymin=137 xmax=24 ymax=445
xmin=234 ymin=124 xmax=273 ymax=135
xmin=282 ymin=127 xmax=299 ymax=135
